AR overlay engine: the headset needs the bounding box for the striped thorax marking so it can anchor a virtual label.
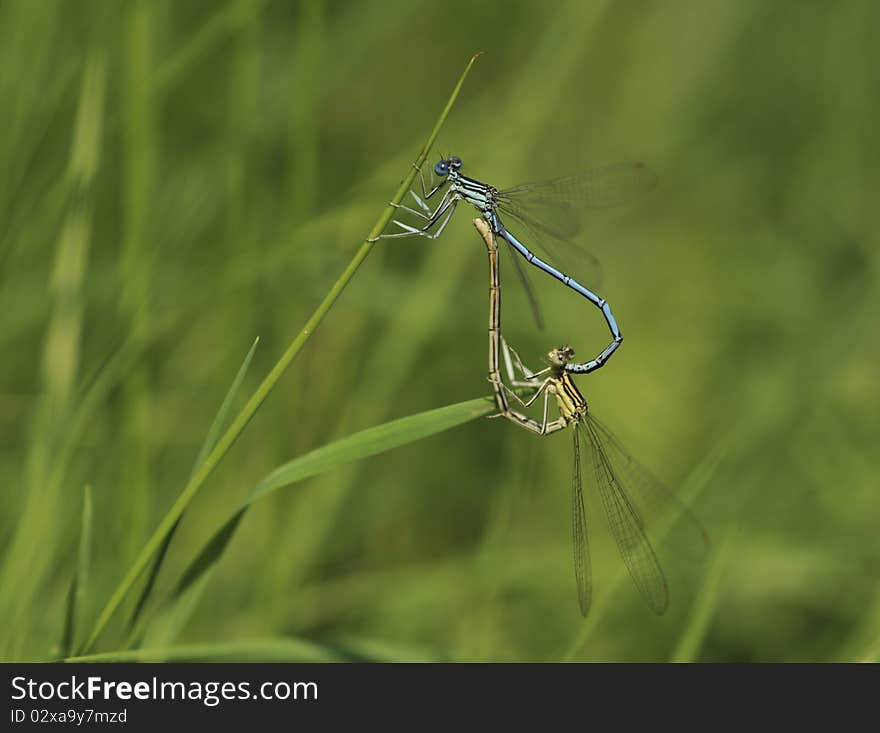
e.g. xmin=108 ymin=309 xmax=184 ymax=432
xmin=545 ymin=346 xmax=589 ymax=424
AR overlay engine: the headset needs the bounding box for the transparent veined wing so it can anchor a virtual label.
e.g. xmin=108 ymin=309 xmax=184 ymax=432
xmin=582 ymin=416 xmax=669 ymax=615
xmin=503 ymin=237 xmax=545 ymax=330
xmin=495 ymin=162 xmax=656 ymax=291
xmin=497 ymin=200 xmax=604 ymax=290
xmin=588 ymin=414 xmax=710 ymax=551
xmin=498 ymin=162 xmax=657 ymax=211
xmin=571 ymin=426 xmax=592 ymax=616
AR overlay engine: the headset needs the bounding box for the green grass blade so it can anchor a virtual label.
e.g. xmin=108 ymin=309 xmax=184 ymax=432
xmin=68 ymin=636 xmax=440 ymax=662
xmin=126 ymin=337 xmax=260 ymax=634
xmin=65 ymin=638 xmax=347 ymax=663
xmin=249 ymin=396 xmax=493 ymax=502
xmin=140 ymin=396 xmax=494 ymax=647
xmin=59 ymin=581 xmax=78 ymax=661
xmin=74 ymin=485 xmax=94 ymax=648
xmin=58 ymin=485 xmax=93 ymax=658
xmin=139 ymin=510 xmax=245 ymax=648
xmin=306 ymin=636 xmax=444 ymax=663
xmin=78 ymin=52 xmax=482 ymax=655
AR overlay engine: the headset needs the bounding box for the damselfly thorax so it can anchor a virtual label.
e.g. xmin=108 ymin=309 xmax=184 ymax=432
xmin=534 ymin=345 xmax=590 ymax=425
xmin=446 ymin=170 xmax=499 ymax=215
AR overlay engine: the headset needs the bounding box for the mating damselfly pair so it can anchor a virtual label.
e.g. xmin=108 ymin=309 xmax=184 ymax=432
xmin=375 ymin=156 xmax=706 ymax=616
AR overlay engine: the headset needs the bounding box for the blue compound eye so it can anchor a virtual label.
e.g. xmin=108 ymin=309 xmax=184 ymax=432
xmin=449 ymin=156 xmax=462 ymax=169
xmin=434 ymin=160 xmax=449 ymax=176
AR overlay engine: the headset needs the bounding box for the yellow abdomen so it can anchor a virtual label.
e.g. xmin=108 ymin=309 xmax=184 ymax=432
xmin=551 ymin=375 xmax=589 ymax=424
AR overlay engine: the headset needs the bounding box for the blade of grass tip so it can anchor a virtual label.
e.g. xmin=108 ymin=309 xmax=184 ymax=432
xmin=57 ymin=485 xmax=93 ymax=659
xmin=126 ymin=337 xmax=260 ymax=636
xmin=78 ymin=52 xmax=483 ymax=655
xmin=670 ymin=529 xmax=736 ymax=663
xmin=193 ymin=338 xmax=262 ymax=474
xmin=140 ymin=396 xmax=495 ymax=647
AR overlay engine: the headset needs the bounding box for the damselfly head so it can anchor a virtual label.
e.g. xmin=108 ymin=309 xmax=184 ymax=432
xmin=434 ymin=156 xmax=463 ymax=177
xmin=546 ymin=345 xmax=575 ymax=367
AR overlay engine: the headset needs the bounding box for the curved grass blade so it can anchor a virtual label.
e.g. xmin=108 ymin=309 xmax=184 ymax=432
xmin=79 ymin=52 xmax=482 ymax=655
xmin=138 ymin=509 xmax=245 ymax=648
xmin=251 ymin=397 xmax=493 ymax=502
xmin=66 ymin=636 xmax=441 ymax=663
xmin=139 ymin=396 xmax=496 ymax=647
xmin=319 ymin=635 xmax=445 ymax=663
xmin=65 ymin=638 xmax=349 ymax=663
xmin=127 ymin=337 xmax=260 ymax=636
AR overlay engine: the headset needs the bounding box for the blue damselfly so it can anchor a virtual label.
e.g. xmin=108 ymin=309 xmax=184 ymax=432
xmin=377 ymin=157 xmax=654 ymax=373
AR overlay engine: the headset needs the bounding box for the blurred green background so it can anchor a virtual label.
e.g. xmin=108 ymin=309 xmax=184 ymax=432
xmin=1 ymin=0 xmax=877 ymax=662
